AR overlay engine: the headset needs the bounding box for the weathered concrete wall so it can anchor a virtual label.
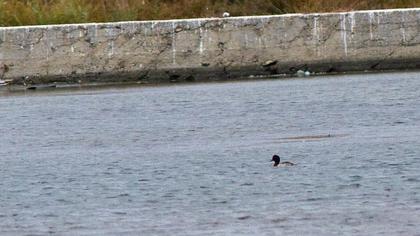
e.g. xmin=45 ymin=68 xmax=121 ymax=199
xmin=1 ymin=8 xmax=420 ymax=85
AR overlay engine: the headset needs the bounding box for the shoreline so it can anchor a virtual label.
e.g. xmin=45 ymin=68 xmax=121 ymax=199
xmin=1 ymin=70 xmax=418 ymax=95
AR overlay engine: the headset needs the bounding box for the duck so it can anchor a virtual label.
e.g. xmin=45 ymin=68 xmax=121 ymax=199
xmin=271 ymin=155 xmax=295 ymax=167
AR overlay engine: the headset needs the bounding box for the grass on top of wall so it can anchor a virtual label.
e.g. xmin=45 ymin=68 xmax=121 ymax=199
xmin=0 ymin=0 xmax=420 ymax=26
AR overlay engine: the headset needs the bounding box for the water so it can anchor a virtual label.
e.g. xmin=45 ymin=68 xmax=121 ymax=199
xmin=1 ymin=72 xmax=419 ymax=235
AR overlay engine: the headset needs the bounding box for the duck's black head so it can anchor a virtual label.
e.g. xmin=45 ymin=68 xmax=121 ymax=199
xmin=271 ymin=155 xmax=280 ymax=166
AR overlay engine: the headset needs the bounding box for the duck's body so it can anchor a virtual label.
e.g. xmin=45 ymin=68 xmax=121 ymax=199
xmin=275 ymin=161 xmax=295 ymax=167
xmin=271 ymin=155 xmax=295 ymax=167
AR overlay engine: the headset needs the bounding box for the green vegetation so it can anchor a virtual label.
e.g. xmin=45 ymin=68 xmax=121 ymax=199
xmin=1 ymin=0 xmax=420 ymax=26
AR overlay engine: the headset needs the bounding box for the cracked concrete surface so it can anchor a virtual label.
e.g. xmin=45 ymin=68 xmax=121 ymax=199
xmin=1 ymin=8 xmax=420 ymax=85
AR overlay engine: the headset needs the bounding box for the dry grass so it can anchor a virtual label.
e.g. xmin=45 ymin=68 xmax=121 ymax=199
xmin=1 ymin=0 xmax=420 ymax=26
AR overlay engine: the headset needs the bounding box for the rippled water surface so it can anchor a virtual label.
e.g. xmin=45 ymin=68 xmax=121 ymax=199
xmin=1 ymin=72 xmax=420 ymax=235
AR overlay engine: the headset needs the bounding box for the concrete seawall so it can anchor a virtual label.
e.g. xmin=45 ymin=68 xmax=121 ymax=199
xmin=1 ymin=8 xmax=420 ymax=85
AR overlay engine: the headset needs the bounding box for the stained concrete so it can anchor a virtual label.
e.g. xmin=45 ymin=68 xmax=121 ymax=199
xmin=1 ymin=8 xmax=420 ymax=85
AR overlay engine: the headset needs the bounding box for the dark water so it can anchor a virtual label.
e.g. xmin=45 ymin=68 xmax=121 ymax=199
xmin=1 ymin=72 xmax=420 ymax=235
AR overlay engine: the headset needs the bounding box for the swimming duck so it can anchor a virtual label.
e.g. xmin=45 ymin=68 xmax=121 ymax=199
xmin=271 ymin=155 xmax=295 ymax=167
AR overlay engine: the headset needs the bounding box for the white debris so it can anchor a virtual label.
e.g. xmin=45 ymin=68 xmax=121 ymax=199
xmin=0 ymin=80 xmax=10 ymax=86
xmin=297 ymin=70 xmax=311 ymax=77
